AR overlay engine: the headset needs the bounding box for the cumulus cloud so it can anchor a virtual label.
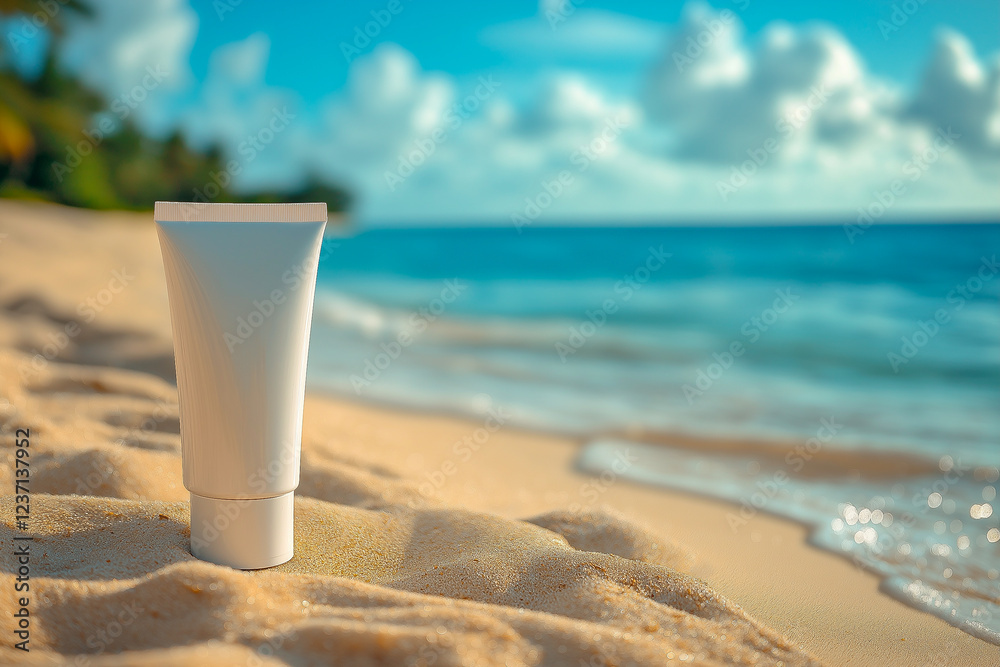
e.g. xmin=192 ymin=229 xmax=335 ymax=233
xmin=519 ymin=76 xmax=639 ymax=136
xmin=307 ymin=44 xmax=455 ymax=195
xmin=909 ymin=30 xmax=1000 ymax=154
xmin=179 ymin=33 xmax=307 ymax=192
xmin=298 ymin=11 xmax=999 ymax=222
xmin=182 ymin=33 xmax=275 ymax=149
xmin=307 ymin=57 xmax=674 ymax=222
xmin=320 ymin=5 xmax=998 ymax=222
xmin=33 ymin=0 xmax=1000 ymax=220
xmin=59 ymin=0 xmax=197 ymax=134
xmin=643 ymin=3 xmax=888 ymax=163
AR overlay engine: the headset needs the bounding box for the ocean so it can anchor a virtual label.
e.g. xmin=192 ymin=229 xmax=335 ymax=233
xmin=307 ymin=222 xmax=1000 ymax=642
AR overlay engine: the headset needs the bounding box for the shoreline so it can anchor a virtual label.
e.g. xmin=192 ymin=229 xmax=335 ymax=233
xmin=298 ymin=390 xmax=997 ymax=662
xmin=306 ymin=386 xmax=1000 ymax=644
xmin=1 ymin=200 xmax=995 ymax=665
xmin=303 ymin=383 xmax=948 ymax=480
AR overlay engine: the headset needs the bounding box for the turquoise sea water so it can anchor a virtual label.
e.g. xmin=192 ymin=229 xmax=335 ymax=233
xmin=308 ymin=223 xmax=1000 ymax=642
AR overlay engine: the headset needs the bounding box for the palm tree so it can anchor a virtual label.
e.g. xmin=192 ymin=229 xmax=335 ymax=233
xmin=0 ymin=0 xmax=92 ymax=187
xmin=0 ymin=1 xmax=352 ymax=211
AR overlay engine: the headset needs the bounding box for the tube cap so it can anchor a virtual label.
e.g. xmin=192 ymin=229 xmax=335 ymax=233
xmin=189 ymin=492 xmax=294 ymax=569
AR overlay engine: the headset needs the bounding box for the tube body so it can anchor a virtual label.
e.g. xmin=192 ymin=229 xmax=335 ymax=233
xmin=154 ymin=202 xmax=327 ymax=569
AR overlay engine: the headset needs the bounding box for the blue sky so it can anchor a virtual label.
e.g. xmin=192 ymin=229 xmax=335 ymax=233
xmin=189 ymin=0 xmax=1000 ymax=98
xmin=4 ymin=0 xmax=1000 ymax=223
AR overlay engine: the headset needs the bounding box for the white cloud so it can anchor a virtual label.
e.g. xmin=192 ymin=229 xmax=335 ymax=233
xmin=909 ymin=29 xmax=1000 ymax=154
xmin=59 ymin=0 xmax=197 ymax=134
xmin=293 ymin=50 xmax=644 ymax=221
xmin=643 ymin=4 xmax=887 ymax=163
xmin=182 ymin=33 xmax=274 ymax=148
xmin=179 ymin=33 xmax=306 ymax=193
xmin=519 ymin=75 xmax=640 ymax=136
xmin=312 ymin=18 xmax=999 ymax=223
xmin=40 ymin=0 xmax=1000 ymax=221
xmin=307 ymin=44 xmax=455 ymax=195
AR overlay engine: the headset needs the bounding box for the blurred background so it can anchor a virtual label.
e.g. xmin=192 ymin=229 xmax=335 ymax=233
xmin=1 ymin=0 xmax=998 ymax=643
xmin=2 ymin=0 xmax=998 ymax=218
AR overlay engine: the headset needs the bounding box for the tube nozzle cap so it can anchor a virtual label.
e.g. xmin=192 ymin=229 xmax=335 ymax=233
xmin=189 ymin=492 xmax=294 ymax=569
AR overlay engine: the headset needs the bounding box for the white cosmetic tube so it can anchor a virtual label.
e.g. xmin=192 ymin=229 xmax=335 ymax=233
xmin=154 ymin=202 xmax=327 ymax=569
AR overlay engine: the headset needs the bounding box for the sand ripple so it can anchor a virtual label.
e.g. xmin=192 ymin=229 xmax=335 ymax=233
xmin=1 ymin=337 xmax=818 ymax=665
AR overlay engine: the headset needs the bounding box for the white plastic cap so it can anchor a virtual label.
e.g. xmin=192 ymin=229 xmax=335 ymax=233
xmin=189 ymin=492 xmax=294 ymax=569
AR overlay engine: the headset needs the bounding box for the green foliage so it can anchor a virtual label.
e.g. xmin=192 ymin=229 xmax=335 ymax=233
xmin=0 ymin=5 xmax=351 ymax=212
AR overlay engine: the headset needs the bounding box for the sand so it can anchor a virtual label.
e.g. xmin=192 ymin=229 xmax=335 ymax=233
xmin=0 ymin=200 xmax=993 ymax=666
